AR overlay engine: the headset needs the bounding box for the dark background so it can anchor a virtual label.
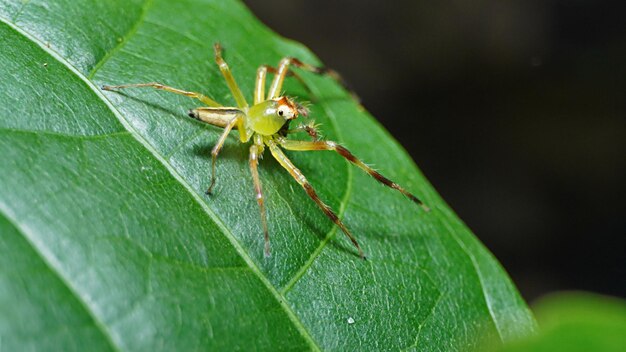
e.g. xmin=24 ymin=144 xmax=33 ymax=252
xmin=244 ymin=0 xmax=625 ymax=302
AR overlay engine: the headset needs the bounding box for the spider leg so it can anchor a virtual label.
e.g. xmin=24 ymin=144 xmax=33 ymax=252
xmin=249 ymin=144 xmax=270 ymax=257
xmin=214 ymin=43 xmax=248 ymax=108
xmin=206 ymin=116 xmax=240 ymax=194
xmin=268 ymin=57 xmax=358 ymax=102
xmin=188 ymin=107 xmax=241 ymax=128
xmin=102 ymin=82 xmax=221 ymax=107
xmin=267 ymin=140 xmax=366 ymax=259
xmin=254 ymin=65 xmax=268 ymax=105
xmin=256 ymin=64 xmax=314 ymax=103
xmin=279 ymin=139 xmax=430 ymax=211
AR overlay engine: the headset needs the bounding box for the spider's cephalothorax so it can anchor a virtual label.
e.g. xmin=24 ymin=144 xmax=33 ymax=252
xmin=246 ymin=96 xmax=303 ymax=135
xmin=102 ymin=43 xmax=429 ymax=259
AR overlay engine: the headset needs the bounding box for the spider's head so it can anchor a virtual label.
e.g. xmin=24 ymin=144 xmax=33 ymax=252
xmin=275 ymin=96 xmax=309 ymax=120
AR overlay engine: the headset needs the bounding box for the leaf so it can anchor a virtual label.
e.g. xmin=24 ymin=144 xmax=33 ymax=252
xmin=489 ymin=292 xmax=626 ymax=352
xmin=0 ymin=0 xmax=536 ymax=350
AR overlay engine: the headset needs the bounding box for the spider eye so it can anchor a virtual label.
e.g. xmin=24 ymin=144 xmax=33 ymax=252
xmin=277 ymin=104 xmax=295 ymax=119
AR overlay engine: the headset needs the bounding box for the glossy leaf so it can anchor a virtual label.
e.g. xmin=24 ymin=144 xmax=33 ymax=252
xmin=0 ymin=0 xmax=536 ymax=350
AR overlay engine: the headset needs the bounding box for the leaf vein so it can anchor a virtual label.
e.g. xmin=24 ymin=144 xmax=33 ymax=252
xmin=10 ymin=0 xmax=31 ymax=23
xmin=278 ymin=78 xmax=354 ymax=294
xmin=87 ymin=0 xmax=154 ymax=79
xmin=0 ymin=127 xmax=130 ymax=139
xmin=0 ymin=16 xmax=321 ymax=352
xmin=402 ymin=291 xmax=446 ymax=351
xmin=440 ymin=218 xmax=504 ymax=342
xmin=0 ymin=205 xmax=121 ymax=352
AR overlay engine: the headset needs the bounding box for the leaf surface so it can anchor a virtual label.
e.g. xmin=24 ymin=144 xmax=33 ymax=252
xmin=0 ymin=0 xmax=535 ymax=350
xmin=490 ymin=293 xmax=626 ymax=352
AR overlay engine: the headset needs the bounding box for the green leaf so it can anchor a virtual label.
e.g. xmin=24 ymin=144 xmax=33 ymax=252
xmin=489 ymin=293 xmax=626 ymax=352
xmin=0 ymin=0 xmax=536 ymax=350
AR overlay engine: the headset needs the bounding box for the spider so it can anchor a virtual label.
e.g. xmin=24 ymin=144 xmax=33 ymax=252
xmin=102 ymin=43 xmax=429 ymax=259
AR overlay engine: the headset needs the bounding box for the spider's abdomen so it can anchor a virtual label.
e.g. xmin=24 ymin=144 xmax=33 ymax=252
xmin=247 ymin=100 xmax=287 ymax=136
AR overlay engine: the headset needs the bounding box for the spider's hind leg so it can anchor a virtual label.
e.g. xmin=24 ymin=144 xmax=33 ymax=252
xmin=279 ymin=139 xmax=430 ymax=211
xmin=102 ymin=82 xmax=221 ymax=107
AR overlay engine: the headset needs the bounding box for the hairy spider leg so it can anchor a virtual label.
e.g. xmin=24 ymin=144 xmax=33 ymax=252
xmin=206 ymin=116 xmax=240 ymax=194
xmin=249 ymin=143 xmax=270 ymax=257
xmin=279 ymin=139 xmax=430 ymax=212
xmin=214 ymin=43 xmax=248 ymax=108
xmin=267 ymin=57 xmax=358 ymax=102
xmin=267 ymin=140 xmax=366 ymax=259
xmin=101 ymin=82 xmax=221 ymax=107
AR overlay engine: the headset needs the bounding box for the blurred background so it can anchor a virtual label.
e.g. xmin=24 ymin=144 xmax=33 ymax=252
xmin=244 ymin=0 xmax=625 ymax=302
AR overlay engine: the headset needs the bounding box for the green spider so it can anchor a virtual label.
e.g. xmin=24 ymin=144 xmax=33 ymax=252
xmin=102 ymin=43 xmax=429 ymax=259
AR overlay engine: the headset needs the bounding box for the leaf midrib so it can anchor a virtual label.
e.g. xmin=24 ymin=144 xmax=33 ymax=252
xmin=0 ymin=16 xmax=321 ymax=351
xmin=84 ymin=0 xmax=356 ymax=296
xmin=81 ymin=0 xmax=356 ymax=299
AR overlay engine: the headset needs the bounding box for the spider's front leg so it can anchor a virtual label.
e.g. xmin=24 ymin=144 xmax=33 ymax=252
xmin=279 ymin=139 xmax=430 ymax=211
xmin=267 ymin=57 xmax=358 ymax=102
xmin=255 ymin=64 xmax=314 ymax=104
xmin=266 ymin=140 xmax=366 ymax=259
